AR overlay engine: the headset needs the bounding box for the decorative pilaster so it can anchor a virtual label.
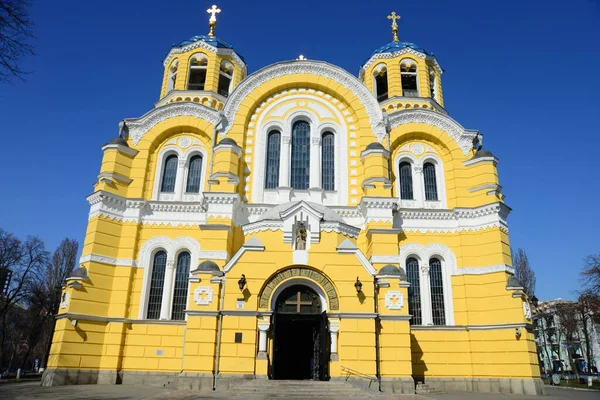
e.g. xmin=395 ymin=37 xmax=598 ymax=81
xmin=160 ymin=258 xmax=176 ymax=319
xmin=420 ymin=263 xmax=433 ymax=325
xmin=175 ymin=158 xmax=187 ymax=201
xmin=280 ymin=135 xmax=291 ymax=187
xmin=309 ymin=136 xmax=321 ymax=188
xmin=257 ymin=322 xmax=270 ymax=360
xmin=329 ymin=324 xmax=340 ymax=361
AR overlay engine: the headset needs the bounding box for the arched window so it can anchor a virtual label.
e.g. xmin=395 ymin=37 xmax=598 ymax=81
xmin=218 ymin=60 xmax=234 ymax=97
xmin=147 ymin=251 xmax=167 ymax=319
xmin=373 ymin=64 xmax=389 ymax=102
xmin=167 ymin=60 xmax=178 ymax=92
xmin=171 ymin=251 xmax=191 ymax=320
xmin=423 ymin=162 xmax=438 ymax=201
xmin=398 ymin=161 xmax=413 ymax=200
xmin=290 ymin=121 xmax=310 ymax=190
xmin=406 ymin=257 xmax=422 ymax=325
xmin=186 ymin=155 xmax=203 ymax=193
xmin=161 ymin=155 xmax=178 ymax=193
xmin=321 ymin=132 xmax=335 ymax=191
xmin=429 ymin=258 xmax=446 ymax=325
xmin=401 ymin=60 xmax=418 ymax=97
xmin=429 ymin=67 xmax=437 ymax=100
xmin=187 ymin=54 xmax=208 ymax=90
xmin=265 ymin=130 xmax=281 ymax=189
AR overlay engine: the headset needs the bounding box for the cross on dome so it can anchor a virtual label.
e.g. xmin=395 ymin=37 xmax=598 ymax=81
xmin=207 ymin=4 xmax=221 ymax=37
xmin=387 ymin=11 xmax=401 ymax=43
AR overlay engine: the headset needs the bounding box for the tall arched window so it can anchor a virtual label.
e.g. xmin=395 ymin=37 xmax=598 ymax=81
xmin=429 ymin=258 xmax=446 ymax=325
xmin=429 ymin=67 xmax=437 ymax=101
xmin=187 ymin=54 xmax=208 ymax=90
xmin=406 ymin=257 xmax=422 ymax=325
xmin=161 ymin=155 xmax=178 ymax=193
xmin=186 ymin=155 xmax=203 ymax=193
xmin=423 ymin=162 xmax=438 ymax=201
xmin=399 ymin=161 xmax=413 ymax=200
xmin=218 ymin=60 xmax=233 ymax=97
xmin=401 ymin=60 xmax=418 ymax=97
xmin=265 ymin=130 xmax=281 ymax=189
xmin=321 ymin=132 xmax=335 ymax=191
xmin=373 ymin=64 xmax=389 ymax=102
xmin=147 ymin=251 xmax=167 ymax=319
xmin=171 ymin=251 xmax=191 ymax=320
xmin=167 ymin=60 xmax=178 ymax=92
xmin=290 ymin=121 xmax=310 ymax=190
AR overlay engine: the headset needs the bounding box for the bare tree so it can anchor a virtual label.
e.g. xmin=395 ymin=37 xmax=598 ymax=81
xmin=581 ymin=253 xmax=600 ymax=296
xmin=512 ymin=248 xmax=536 ymax=296
xmin=554 ymin=302 xmax=581 ymax=377
xmin=0 ymin=0 xmax=35 ymax=82
xmin=0 ymin=228 xmax=48 ymax=365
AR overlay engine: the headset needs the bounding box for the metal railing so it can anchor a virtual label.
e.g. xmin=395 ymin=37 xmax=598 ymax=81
xmin=340 ymin=365 xmax=378 ymax=384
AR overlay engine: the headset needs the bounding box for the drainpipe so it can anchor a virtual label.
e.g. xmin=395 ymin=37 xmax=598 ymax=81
xmin=212 ymin=275 xmax=226 ymax=390
xmin=374 ymin=279 xmax=382 ymax=392
xmin=207 ymin=112 xmax=226 ymax=193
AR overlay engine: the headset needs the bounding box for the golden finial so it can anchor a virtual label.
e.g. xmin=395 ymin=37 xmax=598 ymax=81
xmin=387 ymin=11 xmax=401 ymax=43
xmin=207 ymin=4 xmax=221 ymax=37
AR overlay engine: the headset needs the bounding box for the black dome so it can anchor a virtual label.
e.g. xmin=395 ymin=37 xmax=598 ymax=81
xmin=366 ymin=142 xmax=385 ymax=151
xmin=105 ymin=137 xmax=129 ymax=147
xmin=378 ymin=264 xmax=402 ymax=276
xmin=197 ymin=260 xmax=220 ymax=273
xmin=219 ymin=137 xmax=238 ymax=146
xmin=472 ymin=149 xmax=494 ymax=159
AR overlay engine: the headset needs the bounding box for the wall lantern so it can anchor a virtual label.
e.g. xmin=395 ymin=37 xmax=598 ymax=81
xmin=530 ymin=295 xmax=539 ymax=308
xmin=354 ymin=277 xmax=363 ymax=293
xmin=238 ymin=274 xmax=247 ymax=291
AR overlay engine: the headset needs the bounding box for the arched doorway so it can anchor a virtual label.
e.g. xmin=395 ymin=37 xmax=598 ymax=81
xmin=272 ymin=284 xmax=329 ymax=380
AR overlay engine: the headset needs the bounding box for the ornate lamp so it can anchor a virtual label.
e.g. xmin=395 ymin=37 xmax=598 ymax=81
xmin=238 ymin=274 xmax=247 ymax=291
xmin=354 ymin=277 xmax=363 ymax=293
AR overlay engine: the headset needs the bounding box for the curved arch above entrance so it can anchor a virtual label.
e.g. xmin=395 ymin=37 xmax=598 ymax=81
xmin=258 ymin=267 xmax=339 ymax=311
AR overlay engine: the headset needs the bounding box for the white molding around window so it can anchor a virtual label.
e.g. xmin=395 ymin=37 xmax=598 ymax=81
xmin=394 ymin=148 xmax=447 ymax=209
xmin=400 ymin=242 xmax=455 ymax=326
xmin=138 ymin=236 xmax=201 ymax=320
xmin=152 ymin=144 xmax=207 ymax=202
xmin=252 ymin=93 xmax=349 ymax=206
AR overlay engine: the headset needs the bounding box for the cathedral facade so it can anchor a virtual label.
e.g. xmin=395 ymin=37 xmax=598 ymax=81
xmin=43 ymin=8 xmax=543 ymax=395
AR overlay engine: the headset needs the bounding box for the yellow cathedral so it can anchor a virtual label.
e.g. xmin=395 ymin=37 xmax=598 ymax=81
xmin=42 ymin=6 xmax=543 ymax=396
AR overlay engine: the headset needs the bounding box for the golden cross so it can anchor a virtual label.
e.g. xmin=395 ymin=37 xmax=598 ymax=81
xmin=387 ymin=11 xmax=401 ymax=43
xmin=207 ymin=4 xmax=221 ymax=37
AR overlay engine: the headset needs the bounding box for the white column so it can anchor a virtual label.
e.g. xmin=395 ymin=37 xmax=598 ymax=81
xmin=174 ymin=159 xmax=186 ymax=201
xmin=309 ymin=136 xmax=321 ymax=189
xmin=280 ymin=136 xmax=291 ymax=187
xmin=160 ymin=258 xmax=176 ymax=320
xmin=413 ymin=165 xmax=424 ymax=207
xmin=257 ymin=322 xmax=270 ymax=360
xmin=329 ymin=324 xmax=340 ymax=361
xmin=420 ymin=263 xmax=433 ymax=325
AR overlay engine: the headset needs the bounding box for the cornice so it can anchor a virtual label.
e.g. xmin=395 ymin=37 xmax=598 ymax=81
xmin=162 ymin=40 xmax=246 ymax=73
xmin=388 ymin=109 xmax=478 ymax=156
xmin=463 ymin=155 xmax=499 ymax=167
xmin=125 ymin=102 xmax=220 ymax=146
xmin=455 ymin=264 xmax=515 ymax=276
xmin=101 ymin=143 xmax=139 ymax=157
xmin=221 ymin=60 xmax=386 ymax=141
xmin=79 ymin=254 xmax=137 ymax=267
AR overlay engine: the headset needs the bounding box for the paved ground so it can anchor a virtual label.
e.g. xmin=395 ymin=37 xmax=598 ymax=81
xmin=0 ymin=381 xmax=598 ymax=399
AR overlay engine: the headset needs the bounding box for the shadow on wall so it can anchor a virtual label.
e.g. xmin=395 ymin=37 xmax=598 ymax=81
xmin=411 ymin=333 xmax=427 ymax=382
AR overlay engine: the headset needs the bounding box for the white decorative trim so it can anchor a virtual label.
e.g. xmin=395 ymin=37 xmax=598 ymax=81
xmin=388 ymin=109 xmax=478 ymax=156
xmin=269 ymin=278 xmax=329 ymax=313
xmin=194 ymin=287 xmax=214 ymax=305
xmin=60 ymin=292 xmax=70 ymax=309
xmin=370 ymin=255 xmax=401 ymax=264
xmin=101 ymin=143 xmax=139 ymax=157
xmin=221 ymin=61 xmax=386 ymax=141
xmin=468 ymin=183 xmax=502 ymax=196
xmin=163 ymin=39 xmax=246 ymax=74
xmin=126 ymin=103 xmax=220 ymax=145
xmin=336 ymin=245 xmax=377 ymax=276
xmin=79 ymin=254 xmax=137 ymax=267
xmin=198 ymin=251 xmax=228 ymax=260
xmin=222 ymin=238 xmax=266 ymax=273
xmin=394 ymin=150 xmax=448 ymax=209
xmin=97 ymin=172 xmax=132 ymax=185
xmin=463 ymin=155 xmax=498 ymax=167
xmin=454 ymin=264 xmax=514 ymax=276
xmin=385 ymin=291 xmax=404 ymax=310
xmin=360 ymin=47 xmax=443 ymax=76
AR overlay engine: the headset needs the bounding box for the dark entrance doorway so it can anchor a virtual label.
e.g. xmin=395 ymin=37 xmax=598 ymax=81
xmin=272 ymin=285 xmax=329 ymax=380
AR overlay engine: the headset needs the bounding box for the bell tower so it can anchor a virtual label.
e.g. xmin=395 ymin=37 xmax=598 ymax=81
xmin=157 ymin=5 xmax=246 ymax=111
xmin=360 ymin=12 xmax=444 ymax=113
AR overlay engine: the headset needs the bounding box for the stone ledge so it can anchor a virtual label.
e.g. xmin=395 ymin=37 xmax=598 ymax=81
xmin=417 ymin=377 xmax=545 ymax=396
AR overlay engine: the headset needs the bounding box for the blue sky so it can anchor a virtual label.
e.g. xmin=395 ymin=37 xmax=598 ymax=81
xmin=0 ymin=0 xmax=598 ymax=301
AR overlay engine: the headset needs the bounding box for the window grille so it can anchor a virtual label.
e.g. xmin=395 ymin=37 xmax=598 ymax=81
xmin=171 ymin=252 xmax=191 ymax=320
xmin=399 ymin=162 xmax=413 ymax=200
xmin=290 ymin=121 xmax=310 ymax=190
xmin=423 ymin=162 xmax=438 ymax=201
xmin=265 ymin=130 xmax=281 ymax=189
xmin=147 ymin=251 xmax=167 ymax=319
xmin=321 ymin=132 xmax=335 ymax=191
xmin=406 ymin=257 xmax=422 ymax=325
xmin=161 ymin=155 xmax=178 ymax=193
xmin=186 ymin=155 xmax=202 ymax=193
xmin=429 ymin=258 xmax=446 ymax=325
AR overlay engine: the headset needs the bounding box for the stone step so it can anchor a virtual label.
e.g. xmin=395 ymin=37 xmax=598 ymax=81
xmin=227 ymin=380 xmax=377 ymax=397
